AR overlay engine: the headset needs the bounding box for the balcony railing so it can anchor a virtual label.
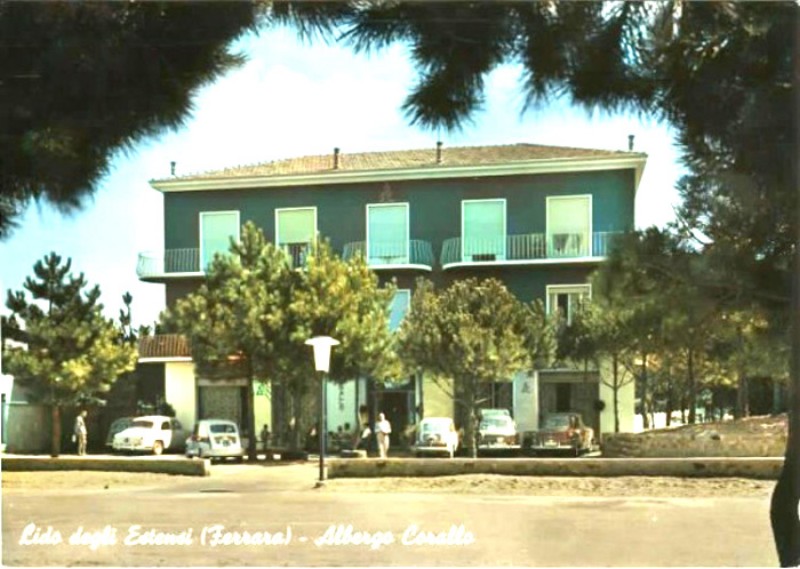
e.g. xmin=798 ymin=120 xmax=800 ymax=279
xmin=137 ymin=248 xmax=202 ymax=280
xmin=280 ymin=242 xmax=311 ymax=269
xmin=342 ymin=240 xmax=435 ymax=270
xmin=440 ymin=231 xmax=622 ymax=267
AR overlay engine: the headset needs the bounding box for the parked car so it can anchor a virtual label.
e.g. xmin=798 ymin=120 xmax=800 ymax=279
xmin=185 ymin=419 xmax=245 ymax=461
xmin=111 ymin=415 xmax=188 ymax=455
xmin=524 ymin=412 xmax=594 ymax=457
xmin=413 ymin=417 xmax=459 ymax=458
xmin=105 ymin=417 xmax=134 ymax=449
xmin=478 ymin=412 xmax=520 ymax=453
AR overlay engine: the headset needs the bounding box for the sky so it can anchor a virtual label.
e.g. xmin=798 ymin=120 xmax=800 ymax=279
xmin=0 ymin=25 xmax=685 ymax=329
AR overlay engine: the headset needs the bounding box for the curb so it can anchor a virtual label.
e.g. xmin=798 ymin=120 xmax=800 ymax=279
xmin=1 ymin=456 xmax=211 ymax=476
xmin=327 ymin=457 xmax=784 ymax=480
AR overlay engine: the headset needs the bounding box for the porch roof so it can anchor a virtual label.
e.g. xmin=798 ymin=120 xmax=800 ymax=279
xmin=138 ymin=334 xmax=192 ymax=360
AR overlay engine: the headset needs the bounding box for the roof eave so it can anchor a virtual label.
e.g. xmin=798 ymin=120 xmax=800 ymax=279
xmin=150 ymin=154 xmax=648 ymax=194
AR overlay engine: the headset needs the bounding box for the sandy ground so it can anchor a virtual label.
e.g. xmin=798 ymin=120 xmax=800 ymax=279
xmin=1 ymin=471 xmax=179 ymax=491
xmin=2 ymin=469 xmax=776 ymax=498
xmin=325 ymin=474 xmax=776 ymax=497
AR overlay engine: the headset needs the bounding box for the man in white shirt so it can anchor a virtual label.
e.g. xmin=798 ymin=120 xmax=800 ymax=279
xmin=74 ymin=410 xmax=88 ymax=456
xmin=376 ymin=413 xmax=392 ymax=458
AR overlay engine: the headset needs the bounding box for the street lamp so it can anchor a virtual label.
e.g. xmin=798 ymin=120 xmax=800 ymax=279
xmin=305 ymin=336 xmax=340 ymax=486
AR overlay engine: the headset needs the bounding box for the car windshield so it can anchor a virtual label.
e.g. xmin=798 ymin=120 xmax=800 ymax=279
xmin=131 ymin=420 xmax=154 ymax=429
xmin=480 ymin=417 xmax=513 ymax=428
xmin=420 ymin=421 xmax=448 ymax=433
xmin=542 ymin=415 xmax=572 ymax=429
xmin=210 ymin=424 xmax=236 ymax=434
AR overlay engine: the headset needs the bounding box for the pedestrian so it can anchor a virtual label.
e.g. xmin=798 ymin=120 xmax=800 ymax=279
xmin=376 ymin=412 xmax=392 ymax=458
xmin=74 ymin=410 xmax=88 ymax=456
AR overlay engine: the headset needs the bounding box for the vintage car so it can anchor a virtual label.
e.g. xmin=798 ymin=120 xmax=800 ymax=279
xmin=185 ymin=419 xmax=245 ymax=461
xmin=413 ymin=417 xmax=459 ymax=458
xmin=477 ymin=411 xmax=520 ymax=453
xmin=524 ymin=412 xmax=594 ymax=456
xmin=111 ymin=415 xmax=188 ymax=455
xmin=105 ymin=416 xmax=134 ymax=449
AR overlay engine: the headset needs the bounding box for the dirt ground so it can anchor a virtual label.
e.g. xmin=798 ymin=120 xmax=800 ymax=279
xmin=2 ymin=469 xmax=776 ymax=498
xmin=642 ymin=413 xmax=787 ymax=437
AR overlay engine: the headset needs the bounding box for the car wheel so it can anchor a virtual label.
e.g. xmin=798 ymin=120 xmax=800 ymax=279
xmin=152 ymin=441 xmax=164 ymax=456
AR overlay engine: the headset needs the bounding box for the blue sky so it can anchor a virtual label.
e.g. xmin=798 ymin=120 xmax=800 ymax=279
xmin=0 ymin=25 xmax=685 ymax=329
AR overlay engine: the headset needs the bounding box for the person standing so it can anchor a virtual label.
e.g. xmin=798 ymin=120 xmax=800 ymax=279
xmin=74 ymin=410 xmax=88 ymax=456
xmin=376 ymin=412 xmax=392 ymax=458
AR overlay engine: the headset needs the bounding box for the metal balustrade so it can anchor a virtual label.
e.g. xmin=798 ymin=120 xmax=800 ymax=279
xmin=440 ymin=231 xmax=622 ymax=267
xmin=138 ymin=233 xmax=621 ymax=279
xmin=137 ymin=248 xmax=201 ymax=279
xmin=342 ymin=240 xmax=435 ymax=269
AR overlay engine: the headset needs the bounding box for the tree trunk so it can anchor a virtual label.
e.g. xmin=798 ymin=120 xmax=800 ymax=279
xmin=50 ymin=404 xmax=61 ymax=458
xmin=462 ymin=378 xmax=478 ymax=459
xmin=771 ymin=240 xmax=800 ymax=566
xmin=665 ymin=362 xmax=674 ymax=427
xmin=640 ymin=351 xmax=650 ymax=430
xmin=245 ymin=375 xmax=257 ymax=461
xmin=770 ymin=15 xmax=800 ymax=564
xmin=688 ymin=347 xmax=697 ymax=424
xmin=290 ymin=390 xmax=303 ymax=451
xmin=612 ymin=353 xmax=620 ymax=433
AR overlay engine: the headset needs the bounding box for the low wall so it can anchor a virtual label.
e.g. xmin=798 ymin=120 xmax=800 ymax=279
xmin=602 ymin=432 xmax=786 ymax=458
xmin=327 ymin=457 xmax=783 ymax=480
xmin=1 ymin=456 xmax=210 ymax=476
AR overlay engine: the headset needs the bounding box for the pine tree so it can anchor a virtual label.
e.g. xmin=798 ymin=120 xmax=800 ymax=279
xmin=3 ymin=253 xmax=138 ymax=456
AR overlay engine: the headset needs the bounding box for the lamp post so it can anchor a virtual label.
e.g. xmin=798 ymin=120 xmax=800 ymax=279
xmin=305 ymin=336 xmax=340 ymax=486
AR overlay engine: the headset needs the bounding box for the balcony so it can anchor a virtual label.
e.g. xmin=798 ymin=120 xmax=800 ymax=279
xmin=342 ymin=240 xmax=435 ymax=271
xmin=280 ymin=242 xmax=311 ymax=269
xmin=137 ymin=249 xmax=203 ymax=282
xmin=440 ymin=231 xmax=622 ymax=269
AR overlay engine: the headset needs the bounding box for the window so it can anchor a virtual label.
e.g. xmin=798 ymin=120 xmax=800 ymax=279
xmin=556 ymin=384 xmax=572 ymax=412
xmin=367 ymin=203 xmax=409 ymax=264
xmin=200 ymin=211 xmax=240 ymax=271
xmin=389 ymin=289 xmax=411 ymax=332
xmin=546 ymin=196 xmax=591 ymax=257
xmin=546 ymin=284 xmax=591 ymax=325
xmin=276 ymin=207 xmax=317 ymax=267
xmin=462 ymin=199 xmax=506 ymax=261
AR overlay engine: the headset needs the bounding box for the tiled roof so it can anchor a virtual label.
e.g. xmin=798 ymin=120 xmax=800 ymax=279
xmin=138 ymin=334 xmax=191 ymax=359
xmin=158 ymin=143 xmax=641 ymax=183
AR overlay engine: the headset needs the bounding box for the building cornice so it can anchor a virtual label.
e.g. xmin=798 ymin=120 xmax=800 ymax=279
xmin=150 ymin=155 xmax=647 ymax=194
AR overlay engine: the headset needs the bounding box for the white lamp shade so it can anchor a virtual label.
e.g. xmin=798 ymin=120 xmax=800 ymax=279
xmin=304 ymin=336 xmax=340 ymax=372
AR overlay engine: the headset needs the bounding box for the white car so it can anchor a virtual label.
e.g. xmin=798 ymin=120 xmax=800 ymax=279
xmin=413 ymin=417 xmax=460 ymax=459
xmin=478 ymin=412 xmax=520 ymax=453
xmin=111 ymin=415 xmax=188 ymax=455
xmin=185 ymin=419 xmax=245 ymax=461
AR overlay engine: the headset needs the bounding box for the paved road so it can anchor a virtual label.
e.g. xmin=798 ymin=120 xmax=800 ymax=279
xmin=2 ymin=464 xmax=779 ymax=566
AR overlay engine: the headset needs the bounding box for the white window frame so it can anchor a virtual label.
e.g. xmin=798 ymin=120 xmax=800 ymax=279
xmin=461 ymin=198 xmax=507 ymax=262
xmin=389 ymin=289 xmax=411 ymax=332
xmin=366 ymin=203 xmax=410 ymax=265
xmin=199 ymin=210 xmax=240 ymax=270
xmin=545 ymin=284 xmax=592 ymax=325
xmin=545 ymin=195 xmax=592 ymax=257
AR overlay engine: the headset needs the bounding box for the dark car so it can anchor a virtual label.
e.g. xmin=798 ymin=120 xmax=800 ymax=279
xmin=524 ymin=412 xmax=594 ymax=457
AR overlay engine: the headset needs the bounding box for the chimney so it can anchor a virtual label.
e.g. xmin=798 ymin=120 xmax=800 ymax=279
xmin=436 ymin=141 xmax=443 ymax=164
xmin=628 ymin=135 xmax=635 ymax=151
xmin=333 ymin=147 xmax=340 ymax=170
xmin=170 ymin=161 xmax=176 ymax=176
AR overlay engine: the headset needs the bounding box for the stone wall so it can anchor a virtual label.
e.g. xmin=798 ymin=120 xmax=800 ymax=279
xmin=601 ymin=432 xmax=786 ymax=458
xmin=328 ymin=457 xmax=783 ymax=479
